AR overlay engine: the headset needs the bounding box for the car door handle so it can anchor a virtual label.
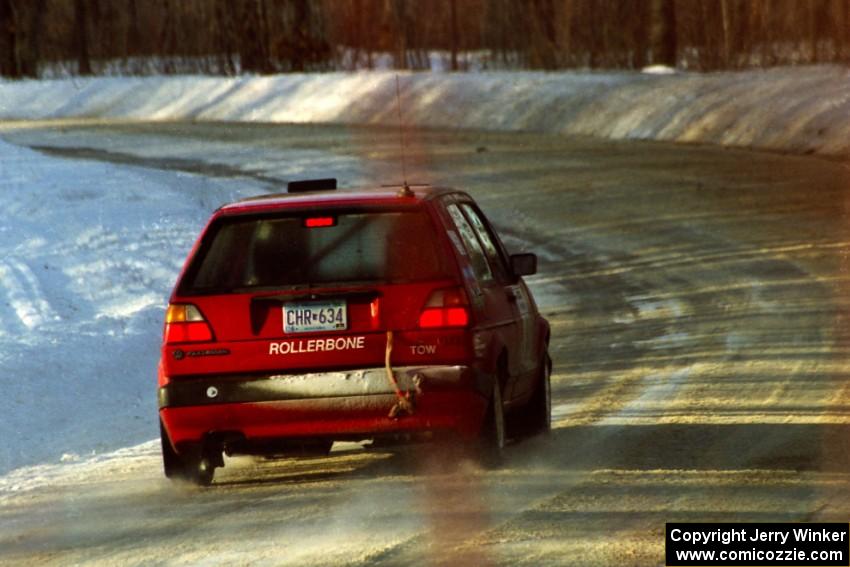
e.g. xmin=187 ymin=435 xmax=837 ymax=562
xmin=505 ymin=289 xmax=517 ymax=303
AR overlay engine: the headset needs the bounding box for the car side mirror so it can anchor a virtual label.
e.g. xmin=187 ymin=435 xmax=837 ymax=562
xmin=510 ymin=253 xmax=537 ymax=277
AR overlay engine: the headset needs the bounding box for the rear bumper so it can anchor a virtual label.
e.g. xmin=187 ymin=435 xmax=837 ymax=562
xmin=159 ymin=365 xmax=488 ymax=449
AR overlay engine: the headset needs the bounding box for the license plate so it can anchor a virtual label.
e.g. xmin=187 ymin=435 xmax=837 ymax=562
xmin=283 ymin=300 xmax=347 ymax=334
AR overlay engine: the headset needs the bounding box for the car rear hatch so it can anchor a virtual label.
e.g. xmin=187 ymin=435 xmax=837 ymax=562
xmin=162 ymin=204 xmax=472 ymax=377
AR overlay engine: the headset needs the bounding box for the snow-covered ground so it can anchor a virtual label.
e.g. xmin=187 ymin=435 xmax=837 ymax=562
xmin=3 ymin=66 xmax=850 ymax=156
xmin=0 ymin=139 xmax=242 ymax=476
xmin=0 ymin=137 xmax=372 ymax=480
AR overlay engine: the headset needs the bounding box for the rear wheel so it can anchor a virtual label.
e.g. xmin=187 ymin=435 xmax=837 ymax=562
xmin=160 ymin=421 xmax=216 ymax=486
xmin=193 ymin=454 xmax=215 ymax=486
xmin=527 ymin=353 xmax=552 ymax=435
xmin=511 ymin=352 xmax=552 ymax=438
xmin=476 ymin=374 xmax=506 ymax=467
xmin=160 ymin=420 xmax=183 ymax=480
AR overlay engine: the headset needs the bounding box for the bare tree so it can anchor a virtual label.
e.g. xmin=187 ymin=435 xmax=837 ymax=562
xmin=449 ymin=0 xmax=458 ymax=71
xmin=4 ymin=0 xmax=850 ymax=78
xmin=73 ymin=0 xmax=91 ymax=74
xmin=719 ymin=0 xmax=731 ymax=65
xmin=0 ymin=0 xmax=17 ymax=77
xmin=527 ymin=0 xmax=558 ymax=69
xmin=650 ymin=0 xmax=677 ymax=66
xmin=631 ymin=0 xmax=650 ymax=68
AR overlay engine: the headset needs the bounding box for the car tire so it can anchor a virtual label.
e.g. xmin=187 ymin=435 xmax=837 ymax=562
xmin=528 ymin=352 xmax=552 ymax=435
xmin=510 ymin=352 xmax=552 ymax=438
xmin=160 ymin=420 xmax=184 ymax=480
xmin=476 ymin=374 xmax=506 ymax=468
xmin=193 ymin=453 xmax=216 ymax=487
xmin=160 ymin=420 xmax=215 ymax=486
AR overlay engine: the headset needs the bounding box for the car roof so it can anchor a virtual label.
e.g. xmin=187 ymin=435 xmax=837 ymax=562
xmin=217 ymin=185 xmax=465 ymax=215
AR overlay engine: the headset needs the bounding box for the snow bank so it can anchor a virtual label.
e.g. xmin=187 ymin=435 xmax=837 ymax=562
xmin=3 ymin=66 xmax=850 ymax=156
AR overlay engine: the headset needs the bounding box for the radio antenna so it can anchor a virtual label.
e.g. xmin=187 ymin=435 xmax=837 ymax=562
xmin=395 ymin=74 xmax=413 ymax=197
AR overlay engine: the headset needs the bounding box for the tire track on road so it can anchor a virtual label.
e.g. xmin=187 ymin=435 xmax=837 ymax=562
xmin=0 ymin=258 xmax=58 ymax=332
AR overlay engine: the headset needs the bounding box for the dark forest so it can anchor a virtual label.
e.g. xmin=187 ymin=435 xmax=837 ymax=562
xmin=1 ymin=0 xmax=847 ymax=78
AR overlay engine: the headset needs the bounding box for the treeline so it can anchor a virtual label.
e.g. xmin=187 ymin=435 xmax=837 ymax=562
xmin=1 ymin=0 xmax=849 ymax=78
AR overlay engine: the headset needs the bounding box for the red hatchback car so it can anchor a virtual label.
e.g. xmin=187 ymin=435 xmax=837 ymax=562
xmin=158 ymin=180 xmax=551 ymax=484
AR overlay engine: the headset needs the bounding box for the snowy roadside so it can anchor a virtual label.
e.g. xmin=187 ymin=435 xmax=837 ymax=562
xmin=2 ymin=66 xmax=850 ymax=156
xmin=0 ymin=139 xmax=272 ymax=478
xmin=0 ymin=130 xmax=383 ymax=494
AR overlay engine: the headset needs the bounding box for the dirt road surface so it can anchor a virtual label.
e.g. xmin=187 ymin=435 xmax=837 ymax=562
xmin=1 ymin=122 xmax=849 ymax=566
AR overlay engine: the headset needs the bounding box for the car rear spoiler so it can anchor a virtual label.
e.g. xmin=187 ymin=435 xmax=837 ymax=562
xmin=288 ymin=178 xmax=337 ymax=193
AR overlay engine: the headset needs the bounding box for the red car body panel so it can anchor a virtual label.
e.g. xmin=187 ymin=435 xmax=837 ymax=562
xmin=161 ymin=392 xmax=487 ymax=447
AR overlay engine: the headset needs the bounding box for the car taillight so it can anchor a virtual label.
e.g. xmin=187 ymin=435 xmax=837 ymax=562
xmin=304 ymin=216 xmax=336 ymax=228
xmin=418 ymin=288 xmax=470 ymax=328
xmin=164 ymin=304 xmax=213 ymax=344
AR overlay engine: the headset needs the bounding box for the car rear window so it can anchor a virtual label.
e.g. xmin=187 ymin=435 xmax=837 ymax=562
xmin=179 ymin=209 xmax=450 ymax=294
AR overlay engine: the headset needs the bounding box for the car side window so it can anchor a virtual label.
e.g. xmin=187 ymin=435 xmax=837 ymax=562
xmin=446 ymin=203 xmax=493 ymax=283
xmin=460 ymin=203 xmax=510 ymax=282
